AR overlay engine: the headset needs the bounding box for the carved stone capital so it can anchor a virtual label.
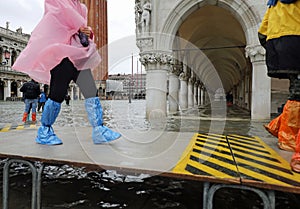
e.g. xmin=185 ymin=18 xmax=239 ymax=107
xmin=140 ymin=52 xmax=174 ymax=66
xmin=170 ymin=64 xmax=182 ymax=76
xmin=245 ymin=44 xmax=265 ymax=62
xmin=179 ymin=72 xmax=188 ymax=81
xmin=188 ymin=77 xmax=196 ymax=85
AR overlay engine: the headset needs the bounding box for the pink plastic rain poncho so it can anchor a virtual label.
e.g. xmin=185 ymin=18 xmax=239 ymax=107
xmin=12 ymin=0 xmax=101 ymax=84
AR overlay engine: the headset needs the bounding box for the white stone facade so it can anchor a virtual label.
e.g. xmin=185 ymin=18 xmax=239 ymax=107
xmin=0 ymin=24 xmax=83 ymax=101
xmin=136 ymin=0 xmax=270 ymax=120
xmin=0 ymin=25 xmax=31 ymax=101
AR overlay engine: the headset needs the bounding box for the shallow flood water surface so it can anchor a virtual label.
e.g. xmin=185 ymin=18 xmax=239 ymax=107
xmin=1 ymin=164 xmax=300 ymax=209
xmin=0 ymin=100 xmax=300 ymax=208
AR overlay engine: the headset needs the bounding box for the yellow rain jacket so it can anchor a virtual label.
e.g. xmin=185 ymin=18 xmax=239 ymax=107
xmin=259 ymin=1 xmax=300 ymax=40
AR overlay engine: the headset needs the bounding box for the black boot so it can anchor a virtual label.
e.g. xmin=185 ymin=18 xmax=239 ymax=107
xmin=288 ymin=75 xmax=300 ymax=101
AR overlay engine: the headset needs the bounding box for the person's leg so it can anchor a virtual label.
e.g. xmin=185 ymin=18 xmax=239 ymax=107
xmin=41 ymin=102 xmax=45 ymax=112
xmin=28 ymin=103 xmax=32 ymax=114
xmin=28 ymin=103 xmax=33 ymax=121
xmin=289 ymin=74 xmax=300 ymax=101
xmin=76 ymin=69 xmax=121 ymax=144
xmin=22 ymin=99 xmax=30 ymax=122
xmin=36 ymin=58 xmax=78 ymax=145
xmin=38 ymin=101 xmax=42 ymax=112
xmin=48 ymin=59 xmax=78 ymax=103
xmin=31 ymin=99 xmax=38 ymax=122
xmin=76 ymin=69 xmax=98 ymax=98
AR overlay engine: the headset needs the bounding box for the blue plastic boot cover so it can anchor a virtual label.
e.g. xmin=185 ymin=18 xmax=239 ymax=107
xmin=36 ymin=126 xmax=62 ymax=145
xmin=41 ymin=99 xmax=61 ymax=126
xmin=92 ymin=126 xmax=121 ymax=144
xmin=36 ymin=99 xmax=62 ymax=145
xmin=85 ymin=97 xmax=103 ymax=127
xmin=85 ymin=97 xmax=121 ymax=144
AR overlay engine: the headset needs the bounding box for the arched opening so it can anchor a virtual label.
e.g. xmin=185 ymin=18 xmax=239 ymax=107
xmin=0 ymin=80 xmax=4 ymax=100
xmin=11 ymin=50 xmax=17 ymax=66
xmin=0 ymin=48 xmax=3 ymax=64
xmin=174 ymin=5 xmax=252 ymax=112
xmin=11 ymin=81 xmax=18 ymax=97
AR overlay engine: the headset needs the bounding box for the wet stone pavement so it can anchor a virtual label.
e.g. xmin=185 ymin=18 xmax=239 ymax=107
xmin=0 ymin=100 xmax=300 ymax=209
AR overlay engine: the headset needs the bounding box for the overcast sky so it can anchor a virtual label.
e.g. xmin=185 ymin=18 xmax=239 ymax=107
xmin=0 ymin=0 xmax=138 ymax=74
xmin=0 ymin=0 xmax=135 ymax=42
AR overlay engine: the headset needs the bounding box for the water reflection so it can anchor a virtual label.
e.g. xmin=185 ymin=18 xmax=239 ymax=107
xmin=1 ymin=161 xmax=299 ymax=209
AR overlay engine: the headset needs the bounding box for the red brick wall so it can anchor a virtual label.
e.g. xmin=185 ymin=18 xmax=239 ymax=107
xmin=81 ymin=0 xmax=108 ymax=81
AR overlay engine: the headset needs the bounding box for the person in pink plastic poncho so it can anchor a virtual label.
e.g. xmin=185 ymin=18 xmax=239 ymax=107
xmin=13 ymin=0 xmax=121 ymax=145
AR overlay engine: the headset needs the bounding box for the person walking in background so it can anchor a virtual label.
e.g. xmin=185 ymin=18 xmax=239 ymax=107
xmin=258 ymin=0 xmax=300 ymax=172
xmin=12 ymin=0 xmax=121 ymax=145
xmin=38 ymin=91 xmax=47 ymax=112
xmin=65 ymin=94 xmax=71 ymax=106
xmin=20 ymin=79 xmax=41 ymax=123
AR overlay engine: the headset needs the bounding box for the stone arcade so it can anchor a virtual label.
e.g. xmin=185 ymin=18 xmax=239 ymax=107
xmin=135 ymin=0 xmax=272 ymax=120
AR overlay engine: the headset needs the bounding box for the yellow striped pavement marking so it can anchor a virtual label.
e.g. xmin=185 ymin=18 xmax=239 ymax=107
xmin=0 ymin=123 xmax=37 ymax=132
xmin=29 ymin=124 xmax=37 ymax=129
xmin=173 ymin=133 xmax=239 ymax=181
xmin=0 ymin=124 xmax=11 ymax=132
xmin=15 ymin=125 xmax=24 ymax=130
xmin=173 ymin=133 xmax=300 ymax=191
xmin=227 ymin=134 xmax=300 ymax=189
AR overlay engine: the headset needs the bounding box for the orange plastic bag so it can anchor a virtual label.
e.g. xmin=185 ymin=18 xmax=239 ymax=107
xmin=291 ymin=129 xmax=300 ymax=173
xmin=264 ymin=114 xmax=281 ymax=138
xmin=264 ymin=100 xmax=300 ymax=152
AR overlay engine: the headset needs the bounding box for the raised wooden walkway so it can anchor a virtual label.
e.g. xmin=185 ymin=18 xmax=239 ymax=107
xmin=0 ymin=126 xmax=299 ymax=209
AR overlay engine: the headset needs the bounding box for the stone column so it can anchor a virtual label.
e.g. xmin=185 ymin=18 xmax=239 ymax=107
xmin=198 ymin=85 xmax=202 ymax=106
xmin=194 ymin=81 xmax=199 ymax=107
xmin=238 ymin=78 xmax=245 ymax=107
xmin=179 ymin=72 xmax=188 ymax=111
xmin=201 ymin=88 xmax=205 ymax=106
xmin=75 ymin=86 xmax=80 ymax=100
xmin=140 ymin=53 xmax=173 ymax=119
xmin=5 ymin=80 xmax=11 ymax=100
xmin=17 ymin=82 xmax=22 ymax=98
xmin=168 ymin=65 xmax=181 ymax=113
xmin=70 ymin=84 xmax=74 ymax=100
xmin=188 ymin=77 xmax=195 ymax=108
xmin=246 ymin=45 xmax=271 ymax=120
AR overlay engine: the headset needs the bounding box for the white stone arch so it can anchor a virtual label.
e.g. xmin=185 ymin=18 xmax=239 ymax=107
xmin=159 ymin=0 xmax=262 ymax=49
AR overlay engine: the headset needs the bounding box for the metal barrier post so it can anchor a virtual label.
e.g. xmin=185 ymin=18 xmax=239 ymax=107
xmin=204 ymin=183 xmax=275 ymax=209
xmin=202 ymin=182 xmax=210 ymax=209
xmin=2 ymin=159 xmax=44 ymax=209
xmin=36 ymin=162 xmax=44 ymax=209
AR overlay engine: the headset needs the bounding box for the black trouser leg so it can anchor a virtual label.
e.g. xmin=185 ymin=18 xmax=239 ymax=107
xmin=48 ymin=58 xmax=80 ymax=103
xmin=75 ymin=69 xmax=98 ymax=98
xmin=49 ymin=58 xmax=98 ymax=102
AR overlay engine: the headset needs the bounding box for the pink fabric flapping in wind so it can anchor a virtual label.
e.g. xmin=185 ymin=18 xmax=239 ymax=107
xmin=12 ymin=0 xmax=101 ymax=84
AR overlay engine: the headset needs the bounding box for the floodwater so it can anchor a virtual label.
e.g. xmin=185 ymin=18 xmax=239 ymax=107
xmin=0 ymin=100 xmax=300 ymax=209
